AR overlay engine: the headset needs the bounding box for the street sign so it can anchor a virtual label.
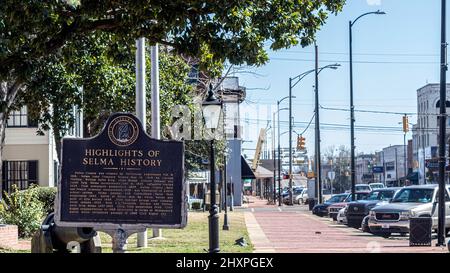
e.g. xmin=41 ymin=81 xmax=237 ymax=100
xmin=55 ymin=113 xmax=187 ymax=230
xmin=425 ymin=161 xmax=439 ymax=169
xmin=372 ymin=166 xmax=384 ymax=173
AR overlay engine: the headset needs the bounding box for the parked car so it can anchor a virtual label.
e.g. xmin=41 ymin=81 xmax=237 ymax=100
xmin=368 ymin=183 xmax=386 ymax=191
xmin=337 ymin=207 xmax=348 ymax=224
xmin=368 ymin=184 xmax=450 ymax=237
xmin=345 ymin=184 xmax=372 ymax=193
xmin=312 ymin=193 xmax=349 ymax=217
xmin=294 ymin=188 xmax=309 ymax=204
xmin=328 ymin=192 xmax=371 ymax=221
xmin=346 ymin=187 xmax=402 ymax=228
xmin=282 ymin=186 xmax=305 ymax=204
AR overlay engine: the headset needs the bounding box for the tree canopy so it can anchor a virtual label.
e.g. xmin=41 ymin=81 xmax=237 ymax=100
xmin=1 ymin=0 xmax=345 ymax=84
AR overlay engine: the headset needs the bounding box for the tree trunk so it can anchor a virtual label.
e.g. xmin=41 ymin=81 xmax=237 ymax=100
xmin=53 ymin=126 xmax=63 ymax=164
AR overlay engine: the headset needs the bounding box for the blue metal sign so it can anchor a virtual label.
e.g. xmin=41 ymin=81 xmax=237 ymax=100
xmin=372 ymin=166 xmax=384 ymax=173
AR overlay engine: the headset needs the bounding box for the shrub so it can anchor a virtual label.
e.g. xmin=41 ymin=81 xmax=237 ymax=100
xmin=27 ymin=186 xmax=57 ymax=213
xmin=191 ymin=202 xmax=201 ymax=210
xmin=0 ymin=185 xmax=44 ymax=238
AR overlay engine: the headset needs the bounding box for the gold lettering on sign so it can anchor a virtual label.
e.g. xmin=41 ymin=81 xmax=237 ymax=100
xmin=82 ymin=149 xmax=162 ymax=167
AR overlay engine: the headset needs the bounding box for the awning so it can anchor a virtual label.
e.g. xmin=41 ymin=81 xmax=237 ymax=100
xmin=254 ymin=165 xmax=274 ymax=179
xmin=241 ymin=156 xmax=256 ymax=179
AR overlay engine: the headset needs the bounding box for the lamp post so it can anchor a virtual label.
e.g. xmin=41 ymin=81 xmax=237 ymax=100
xmin=202 ymin=83 xmax=223 ymax=253
xmin=349 ymin=10 xmax=385 ymax=201
xmin=275 ymin=100 xmax=292 ymax=206
xmin=289 ymin=63 xmax=340 ymax=205
xmin=437 ymin=0 xmax=447 ymax=247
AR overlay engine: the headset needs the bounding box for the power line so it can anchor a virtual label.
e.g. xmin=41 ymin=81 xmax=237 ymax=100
xmin=244 ymin=118 xmax=404 ymax=131
xmin=295 ymin=113 xmax=315 ymax=136
xmin=275 ymin=51 xmax=439 ymax=57
xmin=319 ymin=105 xmax=446 ymax=117
xmin=269 ymin=57 xmax=438 ymax=65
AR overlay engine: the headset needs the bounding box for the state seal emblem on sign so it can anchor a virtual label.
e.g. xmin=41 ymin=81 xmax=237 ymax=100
xmin=108 ymin=116 xmax=139 ymax=146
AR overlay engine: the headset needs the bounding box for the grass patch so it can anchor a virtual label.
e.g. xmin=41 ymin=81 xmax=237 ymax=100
xmin=99 ymin=211 xmax=253 ymax=253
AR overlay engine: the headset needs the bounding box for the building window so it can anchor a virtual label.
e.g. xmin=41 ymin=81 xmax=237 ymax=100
xmin=2 ymin=160 xmax=38 ymax=195
xmin=6 ymin=106 xmax=38 ymax=128
xmin=386 ymin=162 xmax=395 ymax=171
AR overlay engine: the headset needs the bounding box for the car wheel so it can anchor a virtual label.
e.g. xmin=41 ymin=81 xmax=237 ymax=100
xmin=299 ymin=198 xmax=304 ymax=204
xmin=361 ymin=217 xmax=370 ymax=233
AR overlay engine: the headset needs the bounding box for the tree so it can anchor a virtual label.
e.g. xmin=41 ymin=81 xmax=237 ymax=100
xmin=19 ymin=33 xmax=196 ymax=163
xmin=324 ymin=145 xmax=351 ymax=193
xmin=1 ymin=0 xmax=346 ymax=191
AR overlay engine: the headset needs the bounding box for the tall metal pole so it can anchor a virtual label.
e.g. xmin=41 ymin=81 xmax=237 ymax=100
xmin=277 ymin=102 xmax=282 ymax=206
xmin=314 ymin=44 xmax=323 ymax=204
xmin=136 ymin=38 xmax=148 ymax=248
xmin=151 ymin=44 xmax=162 ymax=239
xmin=437 ymin=0 xmax=447 ymax=247
xmin=272 ymin=112 xmax=277 ymax=203
xmin=404 ymin=131 xmax=407 ymax=184
xmin=288 ymin=79 xmax=293 ymax=206
xmin=209 ymin=139 xmax=220 ymax=252
xmin=349 ymin=21 xmax=356 ymax=201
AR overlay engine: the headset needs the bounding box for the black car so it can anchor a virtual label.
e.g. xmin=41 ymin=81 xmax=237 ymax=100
xmin=312 ymin=193 xmax=349 ymax=217
xmin=346 ymin=187 xmax=401 ymax=228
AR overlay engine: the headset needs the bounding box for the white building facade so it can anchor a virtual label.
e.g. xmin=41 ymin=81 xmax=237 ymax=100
xmin=381 ymin=145 xmax=407 ymax=187
xmin=2 ymin=105 xmax=82 ymax=196
xmin=412 ymin=83 xmax=450 ymax=184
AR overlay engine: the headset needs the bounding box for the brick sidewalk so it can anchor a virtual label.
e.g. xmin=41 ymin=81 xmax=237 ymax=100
xmin=244 ymin=197 xmax=449 ymax=253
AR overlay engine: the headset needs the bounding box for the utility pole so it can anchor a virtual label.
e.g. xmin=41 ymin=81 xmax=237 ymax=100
xmin=314 ymin=43 xmax=323 ymax=204
xmin=437 ymin=0 xmax=447 ymax=247
xmin=136 ymin=38 xmax=148 ymax=248
xmin=288 ymin=78 xmax=293 ymax=206
xmin=349 ymin=10 xmax=385 ymax=201
xmin=272 ymin=112 xmax=277 ymax=203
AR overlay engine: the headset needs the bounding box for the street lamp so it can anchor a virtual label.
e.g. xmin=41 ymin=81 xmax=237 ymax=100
xmin=349 ymin=10 xmax=385 ymax=202
xmin=202 ymin=83 xmax=222 ymax=253
xmin=274 ymin=103 xmax=292 ymax=206
xmin=289 ymin=63 xmax=340 ymax=205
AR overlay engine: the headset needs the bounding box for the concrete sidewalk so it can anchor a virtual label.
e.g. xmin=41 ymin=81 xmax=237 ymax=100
xmin=243 ymin=196 xmax=449 ymax=253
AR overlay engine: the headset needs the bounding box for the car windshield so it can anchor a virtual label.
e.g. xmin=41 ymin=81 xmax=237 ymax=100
xmin=391 ymin=188 xmax=434 ymax=203
xmin=356 ymin=185 xmax=371 ymax=191
xmin=327 ymin=194 xmax=348 ymax=203
xmin=344 ymin=193 xmax=369 ymax=202
xmin=370 ymin=184 xmax=384 ymax=190
xmin=367 ymin=190 xmax=394 ymax=201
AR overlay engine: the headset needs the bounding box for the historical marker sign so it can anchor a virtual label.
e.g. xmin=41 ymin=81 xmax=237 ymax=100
xmin=54 ymin=113 xmax=187 ymax=229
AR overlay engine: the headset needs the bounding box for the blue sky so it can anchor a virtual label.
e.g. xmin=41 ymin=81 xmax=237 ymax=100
xmin=237 ymin=0 xmax=445 ymax=158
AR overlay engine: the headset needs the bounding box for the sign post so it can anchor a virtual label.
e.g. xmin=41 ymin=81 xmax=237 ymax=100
xmin=54 ymin=113 xmax=186 ymax=253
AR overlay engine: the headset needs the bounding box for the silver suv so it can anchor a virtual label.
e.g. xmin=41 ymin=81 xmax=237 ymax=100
xmin=368 ymin=184 xmax=450 ymax=237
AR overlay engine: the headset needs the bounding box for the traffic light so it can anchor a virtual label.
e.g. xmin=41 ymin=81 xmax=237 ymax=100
xmin=402 ymin=115 xmax=409 ymax=133
xmin=297 ymin=135 xmax=306 ymax=150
